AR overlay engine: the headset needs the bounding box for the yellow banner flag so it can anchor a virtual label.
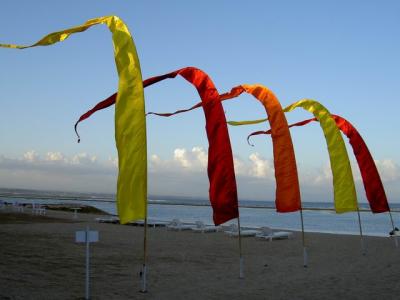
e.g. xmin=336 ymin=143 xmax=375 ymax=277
xmin=284 ymin=100 xmax=357 ymax=213
xmin=1 ymin=16 xmax=146 ymax=224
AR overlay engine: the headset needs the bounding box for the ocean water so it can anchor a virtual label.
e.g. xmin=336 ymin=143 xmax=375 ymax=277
xmin=1 ymin=188 xmax=399 ymax=237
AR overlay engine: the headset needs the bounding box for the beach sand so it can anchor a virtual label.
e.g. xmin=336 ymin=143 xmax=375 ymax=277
xmin=1 ymin=207 xmax=399 ymax=300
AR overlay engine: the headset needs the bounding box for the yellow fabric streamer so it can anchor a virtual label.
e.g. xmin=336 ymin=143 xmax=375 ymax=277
xmin=1 ymin=16 xmax=146 ymax=224
xmin=227 ymin=118 xmax=268 ymax=126
xmin=228 ymin=99 xmax=358 ymax=213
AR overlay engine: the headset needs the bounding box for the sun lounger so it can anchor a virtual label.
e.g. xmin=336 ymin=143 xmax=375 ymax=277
xmin=255 ymin=226 xmax=293 ymax=241
xmin=223 ymin=223 xmax=260 ymax=237
xmin=13 ymin=202 xmax=24 ymax=212
xmin=34 ymin=205 xmax=46 ymax=216
xmin=129 ymin=219 xmax=169 ymax=227
xmin=95 ymin=216 xmax=120 ymax=224
xmin=191 ymin=221 xmax=218 ymax=233
xmin=166 ymin=219 xmax=193 ymax=231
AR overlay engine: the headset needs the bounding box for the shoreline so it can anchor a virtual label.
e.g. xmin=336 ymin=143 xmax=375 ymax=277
xmin=1 ymin=201 xmax=397 ymax=238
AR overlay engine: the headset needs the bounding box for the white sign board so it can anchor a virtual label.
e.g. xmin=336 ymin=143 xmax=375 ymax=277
xmin=75 ymin=230 xmax=99 ymax=243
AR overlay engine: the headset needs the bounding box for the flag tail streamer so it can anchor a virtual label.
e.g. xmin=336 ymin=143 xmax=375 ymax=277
xmin=75 ymin=67 xmax=239 ymax=225
xmin=248 ymin=115 xmax=389 ymax=213
xmin=1 ymin=16 xmax=147 ymax=224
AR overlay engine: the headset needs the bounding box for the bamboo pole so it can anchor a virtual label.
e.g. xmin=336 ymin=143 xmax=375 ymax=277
xmin=237 ymin=217 xmax=244 ymax=279
xmin=300 ymin=209 xmax=308 ymax=267
xmin=356 ymin=207 xmax=366 ymax=256
xmin=140 ymin=217 xmax=148 ymax=293
xmin=388 ymin=211 xmax=398 ymax=248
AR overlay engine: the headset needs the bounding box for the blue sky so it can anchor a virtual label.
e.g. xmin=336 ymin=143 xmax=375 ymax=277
xmin=1 ymin=1 xmax=399 ymax=202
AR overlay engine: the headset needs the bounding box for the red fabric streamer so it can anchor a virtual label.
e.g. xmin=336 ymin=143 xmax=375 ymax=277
xmin=248 ymin=115 xmax=389 ymax=213
xmin=75 ymin=67 xmax=239 ymax=225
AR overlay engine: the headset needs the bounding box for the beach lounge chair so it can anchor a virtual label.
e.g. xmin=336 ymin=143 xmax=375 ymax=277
xmin=166 ymin=219 xmax=193 ymax=231
xmin=223 ymin=223 xmax=260 ymax=237
xmin=191 ymin=221 xmax=218 ymax=233
xmin=35 ymin=205 xmax=46 ymax=216
xmin=255 ymin=226 xmax=293 ymax=241
xmin=95 ymin=216 xmax=120 ymax=224
xmin=129 ymin=219 xmax=169 ymax=227
xmin=13 ymin=202 xmax=24 ymax=212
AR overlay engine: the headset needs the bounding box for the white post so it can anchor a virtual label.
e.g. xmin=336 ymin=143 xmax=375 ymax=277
xmin=141 ymin=264 xmax=147 ymax=292
xmin=85 ymin=226 xmax=90 ymax=300
xmin=356 ymin=208 xmax=366 ymax=256
xmin=300 ymin=210 xmax=308 ymax=267
xmin=388 ymin=211 xmax=398 ymax=248
xmin=303 ymin=247 xmax=308 ymax=267
xmin=75 ymin=227 xmax=98 ymax=299
xmin=237 ymin=217 xmax=244 ymax=279
xmin=140 ymin=217 xmax=148 ymax=293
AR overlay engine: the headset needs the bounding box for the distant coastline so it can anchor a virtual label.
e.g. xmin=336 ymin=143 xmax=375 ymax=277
xmin=1 ymin=187 xmax=399 ymax=212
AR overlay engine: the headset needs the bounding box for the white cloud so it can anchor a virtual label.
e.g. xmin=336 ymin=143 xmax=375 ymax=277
xmin=108 ymin=156 xmax=118 ymax=168
xmin=150 ymin=148 xmax=275 ymax=180
xmin=0 ymin=151 xmax=115 ymax=176
xmin=174 ymin=148 xmax=191 ymax=168
xmin=313 ymin=162 xmax=333 ymax=184
xmin=375 ymin=159 xmax=400 ymax=181
xmin=23 ymin=150 xmax=39 ymax=162
xmin=71 ymin=152 xmax=97 ymax=165
xmin=46 ymin=152 xmax=66 ymax=162
xmin=173 ymin=147 xmax=208 ymax=169
xmin=248 ymin=153 xmax=274 ymax=178
xmin=0 ymin=151 xmax=117 ymax=193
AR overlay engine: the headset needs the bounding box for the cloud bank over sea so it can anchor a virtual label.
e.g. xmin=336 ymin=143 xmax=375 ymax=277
xmin=0 ymin=148 xmax=399 ymax=203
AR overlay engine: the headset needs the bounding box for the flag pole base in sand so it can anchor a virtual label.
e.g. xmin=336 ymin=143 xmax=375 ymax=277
xmin=239 ymin=256 xmax=244 ymax=279
xmin=300 ymin=209 xmax=308 ymax=268
xmin=139 ymin=216 xmax=148 ymax=293
xmin=388 ymin=211 xmax=399 ymax=248
xmin=303 ymin=247 xmax=308 ymax=268
xmin=140 ymin=264 xmax=148 ymax=293
xmin=237 ymin=217 xmax=244 ymax=279
xmin=356 ymin=208 xmax=366 ymax=256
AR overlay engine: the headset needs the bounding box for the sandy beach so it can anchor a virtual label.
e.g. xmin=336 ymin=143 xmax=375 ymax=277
xmin=1 ymin=207 xmax=400 ymax=300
